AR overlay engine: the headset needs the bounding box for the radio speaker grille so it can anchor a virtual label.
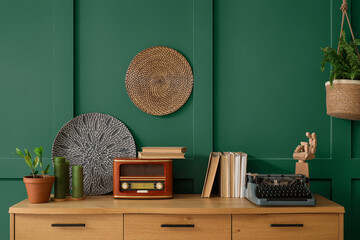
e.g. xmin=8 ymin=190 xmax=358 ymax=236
xmin=120 ymin=164 xmax=164 ymax=176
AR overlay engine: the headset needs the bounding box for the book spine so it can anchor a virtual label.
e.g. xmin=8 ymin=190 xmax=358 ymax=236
xmin=138 ymin=152 xmax=185 ymax=159
xmin=230 ymin=153 xmax=235 ymax=198
xmin=201 ymin=152 xmax=213 ymax=198
xmin=220 ymin=154 xmax=225 ymax=198
xmin=234 ymin=153 xmax=241 ymax=198
xmin=240 ymin=153 xmax=248 ymax=198
xmin=226 ymin=156 xmax=230 ymax=198
xmin=220 ymin=153 xmax=230 ymax=198
xmin=141 ymin=147 xmax=186 ymax=153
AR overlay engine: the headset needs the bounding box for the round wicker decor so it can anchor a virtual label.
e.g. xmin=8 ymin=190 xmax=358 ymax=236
xmin=125 ymin=46 xmax=193 ymax=116
xmin=52 ymin=113 xmax=136 ymax=196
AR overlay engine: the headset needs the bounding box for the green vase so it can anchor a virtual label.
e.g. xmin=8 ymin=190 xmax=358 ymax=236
xmin=72 ymin=165 xmax=83 ymax=198
xmin=54 ymin=157 xmax=66 ymax=199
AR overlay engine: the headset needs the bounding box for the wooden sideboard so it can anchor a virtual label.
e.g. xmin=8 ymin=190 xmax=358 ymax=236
xmin=9 ymin=194 xmax=344 ymax=240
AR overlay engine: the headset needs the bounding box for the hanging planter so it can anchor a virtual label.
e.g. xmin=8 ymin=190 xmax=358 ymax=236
xmin=321 ymin=0 xmax=360 ymax=120
xmin=326 ymin=80 xmax=360 ymax=120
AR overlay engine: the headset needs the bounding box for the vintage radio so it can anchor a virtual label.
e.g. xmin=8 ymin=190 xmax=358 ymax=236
xmin=113 ymin=158 xmax=173 ymax=199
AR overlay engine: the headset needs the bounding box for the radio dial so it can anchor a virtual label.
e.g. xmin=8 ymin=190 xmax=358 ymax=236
xmin=122 ymin=182 xmax=129 ymax=190
xmin=156 ymin=182 xmax=163 ymax=190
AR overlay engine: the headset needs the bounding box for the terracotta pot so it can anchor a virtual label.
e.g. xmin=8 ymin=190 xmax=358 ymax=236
xmin=23 ymin=175 xmax=55 ymax=203
xmin=325 ymin=79 xmax=360 ymax=120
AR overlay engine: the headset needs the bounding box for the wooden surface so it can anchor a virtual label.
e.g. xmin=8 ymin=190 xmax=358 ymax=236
xmin=9 ymin=194 xmax=344 ymax=240
xmin=15 ymin=214 xmax=123 ymax=240
xmin=124 ymin=214 xmax=231 ymax=240
xmin=10 ymin=213 xmax=14 ymax=240
xmin=9 ymin=194 xmax=344 ymax=215
xmin=232 ymin=213 xmax=339 ymax=240
xmin=339 ymin=213 xmax=344 ymax=240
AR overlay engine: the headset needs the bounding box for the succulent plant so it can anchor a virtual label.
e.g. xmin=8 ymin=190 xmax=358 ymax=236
xmin=15 ymin=146 xmax=50 ymax=178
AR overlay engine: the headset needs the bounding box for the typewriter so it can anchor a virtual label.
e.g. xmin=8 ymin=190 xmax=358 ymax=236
xmin=245 ymin=174 xmax=316 ymax=206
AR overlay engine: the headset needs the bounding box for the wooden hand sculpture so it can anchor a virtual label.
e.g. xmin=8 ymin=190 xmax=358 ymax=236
xmin=293 ymin=132 xmax=317 ymax=162
xmin=293 ymin=132 xmax=317 ymax=179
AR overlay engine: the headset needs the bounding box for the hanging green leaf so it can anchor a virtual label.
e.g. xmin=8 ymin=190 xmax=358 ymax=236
xmin=321 ymin=30 xmax=360 ymax=82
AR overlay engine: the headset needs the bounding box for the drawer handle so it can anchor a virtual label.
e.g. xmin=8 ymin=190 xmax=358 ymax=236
xmin=161 ymin=224 xmax=195 ymax=228
xmin=51 ymin=224 xmax=86 ymax=227
xmin=270 ymin=224 xmax=303 ymax=227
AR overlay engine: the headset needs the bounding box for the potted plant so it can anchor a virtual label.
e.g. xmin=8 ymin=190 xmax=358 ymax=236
xmin=321 ymin=30 xmax=360 ymax=120
xmin=16 ymin=147 xmax=54 ymax=203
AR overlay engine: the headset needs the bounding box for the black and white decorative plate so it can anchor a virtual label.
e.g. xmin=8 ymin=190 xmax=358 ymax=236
xmin=52 ymin=113 xmax=136 ymax=196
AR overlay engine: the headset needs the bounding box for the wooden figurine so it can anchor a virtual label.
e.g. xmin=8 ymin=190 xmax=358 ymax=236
xmin=293 ymin=132 xmax=317 ymax=179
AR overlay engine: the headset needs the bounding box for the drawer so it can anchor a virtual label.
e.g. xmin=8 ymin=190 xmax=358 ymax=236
xmin=15 ymin=214 xmax=123 ymax=240
xmin=124 ymin=214 xmax=231 ymax=240
xmin=233 ymin=214 xmax=339 ymax=240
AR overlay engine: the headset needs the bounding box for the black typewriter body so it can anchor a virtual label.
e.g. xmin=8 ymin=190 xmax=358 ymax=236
xmin=245 ymin=174 xmax=316 ymax=206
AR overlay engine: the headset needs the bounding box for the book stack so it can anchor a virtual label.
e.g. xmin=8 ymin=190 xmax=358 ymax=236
xmin=201 ymin=152 xmax=248 ymax=198
xmin=138 ymin=147 xmax=186 ymax=159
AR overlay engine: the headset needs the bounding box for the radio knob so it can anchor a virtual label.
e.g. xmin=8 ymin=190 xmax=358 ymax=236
xmin=122 ymin=182 xmax=129 ymax=190
xmin=156 ymin=182 xmax=163 ymax=190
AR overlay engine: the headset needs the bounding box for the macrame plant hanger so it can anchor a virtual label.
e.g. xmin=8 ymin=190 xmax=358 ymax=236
xmin=325 ymin=0 xmax=360 ymax=121
xmin=337 ymin=0 xmax=360 ymax=57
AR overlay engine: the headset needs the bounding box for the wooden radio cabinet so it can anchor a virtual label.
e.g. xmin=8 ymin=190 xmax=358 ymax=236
xmin=9 ymin=194 xmax=344 ymax=240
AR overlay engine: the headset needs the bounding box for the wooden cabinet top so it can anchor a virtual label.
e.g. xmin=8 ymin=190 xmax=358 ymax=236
xmin=9 ymin=194 xmax=344 ymax=215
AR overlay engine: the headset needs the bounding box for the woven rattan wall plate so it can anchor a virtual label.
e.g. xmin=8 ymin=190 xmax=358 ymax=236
xmin=125 ymin=46 xmax=193 ymax=116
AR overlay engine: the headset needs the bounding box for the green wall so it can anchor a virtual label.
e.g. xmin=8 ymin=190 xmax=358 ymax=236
xmin=73 ymin=0 xmax=212 ymax=194
xmin=0 ymin=0 xmax=73 ymax=239
xmin=1 ymin=0 xmax=359 ymax=239
xmin=214 ymin=1 xmax=360 ymax=240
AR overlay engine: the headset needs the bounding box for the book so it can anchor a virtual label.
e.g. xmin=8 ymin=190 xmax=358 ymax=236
xmin=229 ymin=152 xmax=235 ymax=198
xmin=201 ymin=152 xmax=221 ymax=198
xmin=201 ymin=152 xmax=213 ymax=198
xmin=220 ymin=152 xmax=230 ymax=198
xmin=201 ymin=151 xmax=248 ymax=199
xmin=138 ymin=152 xmax=185 ymax=159
xmin=240 ymin=152 xmax=248 ymax=198
xmin=141 ymin=147 xmax=187 ymax=153
xmin=234 ymin=152 xmax=241 ymax=198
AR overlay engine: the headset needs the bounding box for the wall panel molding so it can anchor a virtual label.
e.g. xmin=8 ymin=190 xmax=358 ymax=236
xmin=192 ymin=0 xmax=213 ymax=192
xmin=52 ymin=0 xmax=74 ymax=138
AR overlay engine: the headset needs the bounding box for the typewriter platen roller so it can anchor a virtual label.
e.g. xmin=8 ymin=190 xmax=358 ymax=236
xmin=245 ymin=174 xmax=316 ymax=206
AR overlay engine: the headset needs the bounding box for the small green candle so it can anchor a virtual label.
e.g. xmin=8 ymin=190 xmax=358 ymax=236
xmin=54 ymin=157 xmax=66 ymax=199
xmin=54 ymin=157 xmax=65 ymax=165
xmin=72 ymin=165 xmax=83 ymax=198
xmin=65 ymin=161 xmax=70 ymax=196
